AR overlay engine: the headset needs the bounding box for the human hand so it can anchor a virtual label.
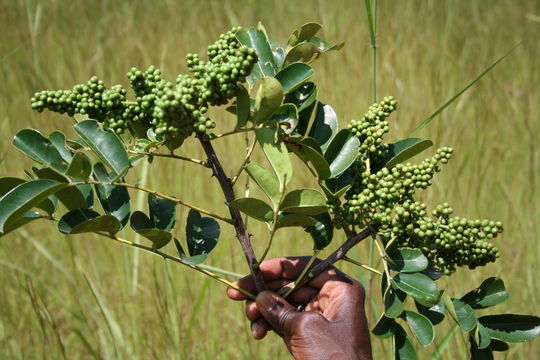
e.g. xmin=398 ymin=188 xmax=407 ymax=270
xmin=226 ymin=257 xmax=372 ymax=360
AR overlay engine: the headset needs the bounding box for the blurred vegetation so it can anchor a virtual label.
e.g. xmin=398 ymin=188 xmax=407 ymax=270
xmin=0 ymin=0 xmax=538 ymax=358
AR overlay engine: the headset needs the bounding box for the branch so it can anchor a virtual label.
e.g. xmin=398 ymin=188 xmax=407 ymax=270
xmin=197 ymin=135 xmax=267 ymax=292
xmin=276 ymin=225 xmax=378 ymax=297
xmin=95 ymin=232 xmax=255 ymax=300
xmin=128 ymin=150 xmax=209 ymax=167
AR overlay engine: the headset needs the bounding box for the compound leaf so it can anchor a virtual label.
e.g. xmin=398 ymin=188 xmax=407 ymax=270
xmin=461 ymin=277 xmax=509 ymax=309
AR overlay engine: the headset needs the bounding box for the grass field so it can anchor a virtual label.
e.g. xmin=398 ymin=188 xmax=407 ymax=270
xmin=0 ymin=0 xmax=538 ymax=358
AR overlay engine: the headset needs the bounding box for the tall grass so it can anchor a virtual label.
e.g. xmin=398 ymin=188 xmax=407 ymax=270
xmin=0 ymin=0 xmax=538 ymax=358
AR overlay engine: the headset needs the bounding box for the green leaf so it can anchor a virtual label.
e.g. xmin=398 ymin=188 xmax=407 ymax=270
xmin=479 ymin=314 xmax=540 ymax=343
xmin=34 ymin=167 xmax=89 ymax=210
xmin=229 ymin=197 xmax=274 ymax=223
xmin=372 ymin=315 xmax=395 ymax=339
xmin=309 ymin=36 xmax=345 ymax=53
xmin=235 ymin=85 xmax=251 ymax=128
xmin=394 ymin=324 xmax=418 ymax=360
xmin=287 ymin=140 xmax=331 ymax=180
xmin=256 ymin=127 xmax=293 ymax=187
xmin=186 ymin=210 xmax=220 ymax=256
xmin=383 ymin=138 xmax=433 ymax=169
xmin=13 ymin=129 xmax=66 ymax=171
xmin=65 ymin=152 xmax=93 ymax=179
xmin=148 ymin=194 xmax=176 ymax=232
xmin=323 ymin=169 xmax=354 ymax=198
xmin=276 ymin=213 xmax=316 ymax=228
xmin=475 ymin=323 xmax=492 ymax=349
xmin=408 ymin=43 xmax=519 ymax=137
xmin=389 ymin=247 xmax=429 ymax=273
xmin=283 ymin=43 xmax=321 ymax=67
xmin=274 ymin=63 xmax=314 ymax=94
xmin=0 ymin=179 xmax=67 ymax=233
xmin=384 ymin=287 xmax=406 ymax=318
xmin=461 ymin=277 xmax=509 ymax=309
xmin=58 ymin=208 xmax=121 ymax=235
xmin=415 ymin=298 xmax=445 ymax=325
xmin=0 ymin=177 xmax=56 ymax=216
xmin=245 ymin=163 xmax=281 ymax=205
xmin=271 ymin=45 xmax=286 ymax=69
xmin=287 ymin=22 xmax=322 ymax=48
xmin=304 ymin=212 xmax=333 ymax=250
xmin=402 ymin=310 xmax=435 ymax=346
xmin=48 ymin=131 xmax=73 ymax=162
xmin=450 ymin=299 xmax=477 ymax=332
xmin=130 ymin=211 xmax=171 ymax=249
xmin=280 ymin=189 xmax=327 ymax=215
xmin=74 ymin=120 xmax=130 ymax=177
xmin=392 ymin=273 xmax=441 ymax=307
xmin=272 ymin=104 xmax=298 ymax=134
xmin=309 ymin=102 xmax=339 ymax=152
xmin=254 ymin=77 xmax=284 ymax=124
xmin=94 ymin=183 xmax=131 ymax=228
xmin=323 ymin=129 xmax=360 ymax=178
xmin=236 ymin=28 xmax=276 ymax=86
xmin=0 ymin=211 xmax=46 ymax=237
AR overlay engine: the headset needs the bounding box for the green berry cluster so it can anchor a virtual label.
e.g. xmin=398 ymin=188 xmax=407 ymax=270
xmin=30 ymin=27 xmax=257 ymax=140
xmin=347 ymin=96 xmax=397 ymax=163
xmin=31 ymin=77 xmax=128 ymax=130
xmin=331 ymin=98 xmax=503 ymax=274
xmin=387 ymin=201 xmax=502 ymax=274
xmin=334 ymin=147 xmax=453 ymax=229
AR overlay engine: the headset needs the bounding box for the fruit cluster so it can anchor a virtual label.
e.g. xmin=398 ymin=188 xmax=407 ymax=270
xmin=329 ymin=98 xmax=502 ymax=274
xmin=30 ymin=27 xmax=257 ymax=140
xmin=347 ymin=96 xmax=397 ymax=164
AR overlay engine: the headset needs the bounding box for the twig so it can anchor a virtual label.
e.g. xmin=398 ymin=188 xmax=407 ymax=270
xmin=128 ymin=150 xmax=209 ymax=167
xmin=230 ymin=138 xmax=258 ymax=187
xmin=212 ymin=127 xmax=259 ymax=139
xmin=197 ymin=134 xmax=267 ymax=292
xmin=341 ymin=255 xmax=383 ymax=276
xmin=95 ymin=232 xmax=256 ymax=300
xmin=79 ymin=180 xmax=233 ymax=225
xmin=276 ymin=226 xmax=377 ymax=297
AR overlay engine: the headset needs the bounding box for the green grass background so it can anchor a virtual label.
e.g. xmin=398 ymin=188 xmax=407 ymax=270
xmin=0 ymin=0 xmax=538 ymax=358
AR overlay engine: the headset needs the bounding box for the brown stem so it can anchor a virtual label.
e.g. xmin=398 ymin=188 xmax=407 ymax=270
xmin=197 ymin=135 xmax=267 ymax=292
xmin=276 ymin=226 xmax=377 ymax=297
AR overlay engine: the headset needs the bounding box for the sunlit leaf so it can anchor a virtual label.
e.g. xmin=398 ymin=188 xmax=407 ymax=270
xmin=372 ymin=315 xmax=395 ymax=339
xmin=235 ymin=85 xmax=251 ymax=128
xmin=13 ymin=129 xmax=66 ymax=171
xmin=229 ymin=197 xmax=274 ymax=223
xmin=254 ymin=77 xmax=284 ymax=124
xmin=74 ymin=120 xmax=130 ymax=177
xmin=388 ymin=247 xmax=429 ymax=273
xmin=287 ymin=22 xmax=322 ymax=48
xmin=304 ymin=212 xmax=333 ymax=250
xmin=309 ymin=102 xmax=339 ymax=152
xmin=384 ymin=287 xmax=406 ymax=318
xmin=58 ymin=208 xmax=121 ymax=235
xmin=394 ymin=324 xmax=418 ymax=360
xmin=283 ymin=43 xmax=321 ymax=67
xmin=34 ymin=167 xmax=88 ymax=210
xmin=256 ymin=127 xmax=292 ymax=187
xmin=280 ymin=189 xmax=327 ymax=215
xmin=245 ymin=163 xmax=281 ymax=205
xmin=65 ymin=152 xmax=93 ymax=179
xmin=130 ymin=211 xmax=171 ymax=249
xmin=461 ymin=277 xmax=509 ymax=309
xmin=148 ymin=194 xmax=176 ymax=232
xmin=479 ymin=314 xmax=540 ymax=343
xmin=0 ymin=179 xmax=67 ymax=234
xmin=276 ymin=213 xmax=316 ymax=228
xmin=236 ymin=28 xmax=276 ymax=87
xmin=392 ymin=273 xmax=441 ymax=307
xmin=381 ymin=138 xmax=433 ymax=170
xmin=275 ymin=63 xmax=314 ymax=94
xmin=323 ymin=129 xmax=360 ymax=178
xmin=401 ymin=310 xmax=435 ymax=346
xmin=48 ymin=131 xmax=73 ymax=162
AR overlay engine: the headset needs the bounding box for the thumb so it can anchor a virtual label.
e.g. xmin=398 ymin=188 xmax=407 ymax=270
xmin=255 ymin=290 xmax=301 ymax=338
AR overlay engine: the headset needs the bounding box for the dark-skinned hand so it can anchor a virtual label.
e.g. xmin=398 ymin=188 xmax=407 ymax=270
xmin=226 ymin=257 xmax=372 ymax=360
